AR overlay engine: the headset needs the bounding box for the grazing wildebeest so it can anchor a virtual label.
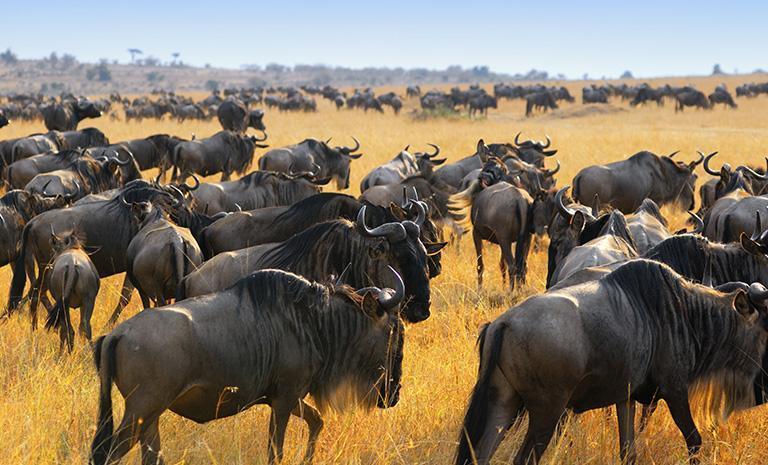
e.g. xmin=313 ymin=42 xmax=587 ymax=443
xmin=41 ymin=99 xmax=102 ymax=131
xmin=582 ymin=86 xmax=608 ymax=104
xmin=675 ymin=90 xmax=711 ymax=112
xmin=180 ymin=205 xmax=441 ymax=323
xmin=217 ymin=98 xmax=266 ymax=132
xmin=188 ymin=170 xmax=325 ymax=214
xmin=449 ymin=158 xmax=534 ymax=289
xmin=44 ymin=230 xmax=100 ymax=352
xmin=630 ymin=86 xmax=665 ymax=106
xmin=125 ymin=201 xmax=204 ymax=308
xmin=525 ymin=91 xmax=558 ymax=116
xmin=406 ymin=85 xmax=421 ymax=98
xmin=259 ymin=137 xmax=362 ymax=190
xmin=709 ymin=88 xmax=737 ymax=109
xmin=359 ymin=144 xmax=442 ymax=191
xmin=88 ymin=134 xmax=186 ymax=173
xmin=171 ymin=130 xmax=268 ymax=182
xmin=90 ymin=267 xmax=406 ymax=465
xmin=7 ymin=181 xmax=178 ymax=327
xmin=572 ymin=150 xmax=702 ymax=213
xmin=469 ymin=94 xmax=497 ymax=117
xmin=455 ymin=259 xmax=768 ymax=465
xmin=432 ymin=140 xmax=494 ymax=189
xmin=549 ymin=210 xmax=638 ymax=286
xmin=6 ymin=149 xmax=86 ymax=190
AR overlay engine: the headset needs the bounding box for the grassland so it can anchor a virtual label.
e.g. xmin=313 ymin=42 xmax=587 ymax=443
xmin=1 ymin=75 xmax=768 ymax=464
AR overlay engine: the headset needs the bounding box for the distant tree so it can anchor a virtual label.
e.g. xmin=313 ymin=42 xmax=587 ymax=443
xmin=61 ymin=53 xmax=77 ymax=69
xmin=86 ymin=60 xmax=112 ymax=82
xmin=712 ymin=63 xmax=725 ymax=75
xmin=48 ymin=52 xmax=59 ymax=67
xmin=171 ymin=52 xmax=180 ymax=65
xmin=0 ymin=48 xmax=18 ymax=65
xmin=128 ymin=48 xmax=143 ymax=64
xmin=205 ymin=79 xmax=220 ymax=91
xmin=471 ymin=65 xmax=490 ymax=77
xmin=620 ymin=70 xmax=634 ymax=79
xmin=146 ymin=71 xmax=164 ymax=83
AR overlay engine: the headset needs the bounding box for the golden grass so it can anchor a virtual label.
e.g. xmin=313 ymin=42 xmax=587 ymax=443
xmin=2 ymin=77 xmax=768 ymax=464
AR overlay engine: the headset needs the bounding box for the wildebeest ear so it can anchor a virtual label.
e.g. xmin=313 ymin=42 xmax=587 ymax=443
xmin=425 ymin=241 xmax=448 ymax=256
xmin=368 ymin=241 xmax=388 ymax=259
xmin=476 ymin=139 xmax=489 ymax=162
xmin=740 ymin=232 xmax=765 ymax=256
xmin=361 ymin=291 xmax=386 ymax=319
xmin=570 ymin=211 xmax=586 ymax=231
xmin=733 ymin=291 xmax=754 ymax=317
xmin=388 ymin=203 xmax=407 ymax=221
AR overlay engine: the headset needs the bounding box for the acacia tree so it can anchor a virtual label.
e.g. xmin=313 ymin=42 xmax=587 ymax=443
xmin=127 ymin=48 xmax=143 ymax=64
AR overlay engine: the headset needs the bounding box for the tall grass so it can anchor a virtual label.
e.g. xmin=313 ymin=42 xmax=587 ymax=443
xmin=1 ymin=77 xmax=768 ymax=464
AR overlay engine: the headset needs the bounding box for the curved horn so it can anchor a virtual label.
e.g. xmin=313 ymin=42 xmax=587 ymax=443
xmin=403 ymin=145 xmax=410 ymax=152
xmin=411 ymin=199 xmax=426 ymax=227
xmin=110 ymin=151 xmax=131 ymax=166
xmin=748 ymin=283 xmax=768 ymax=305
xmin=253 ymin=129 xmax=268 ymax=142
xmin=715 ymin=282 xmax=750 ymax=294
xmin=591 ymin=194 xmax=600 ymax=218
xmin=739 ymin=165 xmax=768 ymax=181
xmin=377 ymin=266 xmax=405 ymax=310
xmin=325 ymin=137 xmax=332 ymax=145
xmin=182 ymin=174 xmax=200 ymax=192
xmin=555 ymin=186 xmax=576 ymax=220
xmin=667 ymin=150 xmax=680 ymax=159
xmin=689 ymin=151 xmax=705 ymax=168
xmin=356 ymin=205 xmax=407 ymax=242
xmin=541 ymin=160 xmax=560 ymax=177
xmin=751 ymin=210 xmax=763 ymax=241
xmin=687 ymin=211 xmax=704 ymax=234
xmin=514 ymin=132 xmax=522 ymax=146
xmin=541 ymin=135 xmax=551 ymax=148
xmin=426 ymin=143 xmax=440 ymax=157
xmin=342 ymin=136 xmax=360 ymax=153
xmin=702 ymin=151 xmax=721 ymax=176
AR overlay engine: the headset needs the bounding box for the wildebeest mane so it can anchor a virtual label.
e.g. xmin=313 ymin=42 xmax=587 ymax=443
xmin=269 ymin=193 xmax=360 ymax=231
xmin=604 ymin=259 xmax=763 ymax=421
xmin=634 ymin=198 xmax=668 ymax=227
xmin=599 ymin=210 xmax=636 ymax=248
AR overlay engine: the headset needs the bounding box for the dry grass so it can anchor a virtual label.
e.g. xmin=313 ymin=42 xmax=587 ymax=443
xmin=2 ymin=76 xmax=768 ymax=465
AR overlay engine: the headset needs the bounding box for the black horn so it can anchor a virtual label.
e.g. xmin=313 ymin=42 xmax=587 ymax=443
xmin=555 ymin=186 xmax=577 ymax=220
xmin=356 ymin=206 xmax=406 ymax=242
xmin=702 ymin=151 xmax=722 ymax=176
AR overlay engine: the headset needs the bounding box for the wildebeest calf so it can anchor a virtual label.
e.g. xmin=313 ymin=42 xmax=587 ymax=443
xmin=45 ymin=230 xmax=100 ymax=352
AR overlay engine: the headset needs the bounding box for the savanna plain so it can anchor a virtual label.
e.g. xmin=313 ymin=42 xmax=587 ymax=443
xmin=1 ymin=75 xmax=768 ymax=464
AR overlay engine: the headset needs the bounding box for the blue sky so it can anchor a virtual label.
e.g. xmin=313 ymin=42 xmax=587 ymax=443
xmin=3 ymin=0 xmax=765 ymax=78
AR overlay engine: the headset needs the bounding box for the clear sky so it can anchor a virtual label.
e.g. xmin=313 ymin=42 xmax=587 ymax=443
xmin=3 ymin=0 xmax=764 ymax=78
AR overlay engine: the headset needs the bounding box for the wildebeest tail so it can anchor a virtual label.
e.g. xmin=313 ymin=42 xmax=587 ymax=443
xmin=448 ymin=180 xmax=482 ymax=234
xmin=170 ymin=144 xmax=181 ymax=181
xmin=7 ymin=223 xmax=30 ymax=311
xmin=171 ymin=238 xmax=187 ymax=298
xmin=90 ymin=335 xmax=120 ymax=465
xmin=455 ymin=322 xmax=508 ymax=465
xmin=45 ymin=265 xmax=77 ymax=332
xmin=175 ymin=274 xmax=188 ymax=302
xmin=572 ymin=173 xmax=582 ymax=204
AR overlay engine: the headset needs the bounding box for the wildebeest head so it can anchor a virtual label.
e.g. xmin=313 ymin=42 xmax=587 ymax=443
xmin=322 ymin=137 xmax=363 ymax=190
xmin=479 ymin=156 xmax=510 ymax=188
xmin=532 ymin=188 xmax=557 ymax=237
xmin=75 ymin=99 xmax=102 ymax=119
xmin=248 ymin=109 xmax=266 ymax=131
xmin=341 ymin=266 xmax=406 ymax=408
xmin=512 ymin=132 xmax=558 ymax=167
xmin=658 ymin=151 xmax=703 ymax=211
xmin=414 ymin=144 xmax=446 ymax=178
xmin=357 ymin=203 xmax=434 ymax=323
xmin=384 ymin=195 xmax=447 ymax=278
xmin=49 ymin=227 xmax=85 ymax=255
xmin=703 ymin=151 xmax=768 ymax=199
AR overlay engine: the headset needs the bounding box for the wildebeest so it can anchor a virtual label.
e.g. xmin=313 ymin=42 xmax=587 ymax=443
xmin=126 ymin=201 xmax=204 ymax=308
xmin=709 ymin=87 xmax=737 ymax=109
xmin=449 ymin=158 xmax=533 ymax=289
xmin=625 ymin=198 xmax=672 ymax=254
xmin=511 ymin=133 xmax=558 ymax=168
xmin=217 ymin=98 xmax=266 ymax=133
xmin=188 ymin=170 xmax=325 ymax=214
xmin=468 ymin=95 xmax=497 ymax=117
xmin=406 ymin=85 xmax=421 ymax=98
xmin=525 ymin=91 xmax=558 ymax=116
xmin=10 ymin=127 xmax=109 ymax=163
xmin=675 ymin=89 xmax=711 ymax=112
xmin=259 ymin=137 xmax=362 ymax=190
xmin=549 ymin=210 xmax=638 ymax=286
xmin=359 ymin=144 xmax=442 ymax=191
xmin=41 ymin=99 xmax=102 ymax=131
xmin=6 ymin=149 xmax=85 ymax=190
xmin=44 ymin=229 xmax=100 ymax=352
xmin=90 ymin=267 xmax=406 ymax=465
xmin=171 ymin=130 xmax=268 ymax=182
xmin=180 ymin=205 xmax=441 ymax=323
xmin=25 ymin=155 xmax=138 ymax=201
xmin=572 ymin=150 xmax=702 ymax=212
xmin=582 ymin=86 xmax=608 ymax=104
xmin=7 ymin=181 xmax=178 ymax=326
xmin=455 ymin=259 xmax=768 ymax=465
xmin=89 ymin=134 xmax=186 ymax=172
xmin=0 ymin=189 xmax=67 ymax=268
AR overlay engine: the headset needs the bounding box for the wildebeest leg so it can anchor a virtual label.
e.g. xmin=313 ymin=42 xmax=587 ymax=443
xmin=514 ymin=402 xmax=566 ymax=465
xmin=80 ymin=294 xmax=96 ymax=342
xmin=138 ymin=291 xmax=151 ymax=310
xmin=499 ymin=241 xmax=515 ymax=291
xmin=139 ymin=418 xmax=164 ymax=465
xmin=499 ymin=254 xmax=507 ymax=287
xmin=108 ymin=276 xmax=134 ymax=325
xmin=665 ymin=393 xmax=702 ymax=463
xmin=109 ymin=399 xmax=164 ymax=465
xmin=473 ymin=230 xmax=484 ymax=290
xmin=514 ymin=229 xmax=533 ymax=285
xmin=268 ymin=401 xmax=294 ymax=464
xmin=615 ymin=400 xmax=637 ymax=464
xmin=292 ymin=400 xmax=324 ymax=464
xmin=157 ymin=296 xmax=167 ymax=307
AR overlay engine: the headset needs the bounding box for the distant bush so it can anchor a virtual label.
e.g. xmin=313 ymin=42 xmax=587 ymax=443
xmin=205 ymin=79 xmax=220 ymax=91
xmin=146 ymin=71 xmax=164 ymax=83
xmin=0 ymin=48 xmax=18 ymax=65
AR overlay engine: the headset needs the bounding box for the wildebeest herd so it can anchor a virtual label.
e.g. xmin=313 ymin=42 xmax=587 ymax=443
xmin=1 ymin=84 xmax=768 ymax=465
